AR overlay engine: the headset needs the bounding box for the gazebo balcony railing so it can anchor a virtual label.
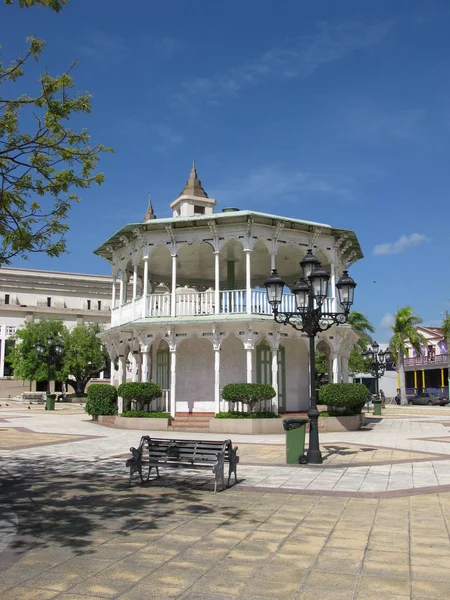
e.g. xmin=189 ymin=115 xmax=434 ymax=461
xmin=111 ymin=289 xmax=336 ymax=327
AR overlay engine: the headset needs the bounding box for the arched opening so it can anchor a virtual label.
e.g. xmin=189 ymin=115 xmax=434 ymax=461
xmin=176 ymin=336 xmax=214 ymax=413
xmin=255 ymin=337 xmax=286 ymax=412
xmin=316 ymin=340 xmax=332 ymax=389
xmin=281 ymin=337 xmax=309 ymax=411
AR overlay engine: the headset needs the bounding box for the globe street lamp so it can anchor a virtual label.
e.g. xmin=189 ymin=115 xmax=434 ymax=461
xmin=264 ymin=250 xmax=357 ymax=464
xmin=36 ymin=335 xmax=64 ymax=399
xmin=362 ymin=342 xmax=391 ymax=415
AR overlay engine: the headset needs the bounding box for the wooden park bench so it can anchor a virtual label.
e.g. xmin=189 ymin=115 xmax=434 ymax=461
xmin=21 ymin=392 xmax=46 ymax=404
xmin=126 ymin=436 xmax=239 ymax=493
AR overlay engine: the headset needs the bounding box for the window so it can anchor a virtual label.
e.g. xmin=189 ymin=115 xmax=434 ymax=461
xmin=4 ymin=294 xmax=9 ymax=305
xmin=98 ymin=300 xmax=102 ymax=311
xmin=194 ymin=205 xmax=205 ymax=215
xmin=87 ymin=300 xmax=91 ymax=310
xmin=47 ymin=297 xmax=51 ymax=307
xmin=3 ymin=339 xmax=15 ymax=376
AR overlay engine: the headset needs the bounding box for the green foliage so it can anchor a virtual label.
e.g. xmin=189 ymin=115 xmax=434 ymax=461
xmin=85 ymin=384 xmax=117 ymax=419
xmin=390 ymin=306 xmax=424 ymax=405
xmin=120 ymin=410 xmax=171 ymax=418
xmin=222 ymin=383 xmax=276 ymax=410
xmin=315 ymin=350 xmax=328 ymax=387
xmin=0 ymin=1 xmax=112 ymax=265
xmin=318 ymin=382 xmax=369 ymax=416
xmin=442 ymin=314 xmax=450 ymax=340
xmin=62 ymin=323 xmax=109 ymax=396
xmin=7 ymin=319 xmax=66 ymax=382
xmin=215 ymin=411 xmax=280 ymax=419
xmin=348 ymin=346 xmax=373 ymax=377
xmin=347 ymin=311 xmax=375 ymax=350
xmin=4 ymin=0 xmax=68 ymax=10
xmin=117 ymin=382 xmax=163 ymax=411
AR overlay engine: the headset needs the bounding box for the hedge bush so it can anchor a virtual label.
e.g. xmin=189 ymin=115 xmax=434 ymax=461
xmin=215 ymin=411 xmax=280 ymax=419
xmin=120 ymin=410 xmax=171 ymax=418
xmin=318 ymin=382 xmax=369 ymax=416
xmin=85 ymin=384 xmax=117 ymax=420
xmin=222 ymin=383 xmax=276 ymax=411
xmin=117 ymin=382 xmax=162 ymax=411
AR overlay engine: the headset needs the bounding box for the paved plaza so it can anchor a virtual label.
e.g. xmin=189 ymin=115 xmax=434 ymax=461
xmin=2 ymin=404 xmax=450 ymax=598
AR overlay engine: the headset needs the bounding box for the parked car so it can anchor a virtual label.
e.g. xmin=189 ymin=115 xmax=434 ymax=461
xmin=408 ymin=392 xmax=450 ymax=406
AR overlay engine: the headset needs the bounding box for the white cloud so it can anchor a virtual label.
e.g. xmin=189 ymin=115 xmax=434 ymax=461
xmin=380 ymin=313 xmax=395 ymax=328
xmin=373 ymin=233 xmax=429 ymax=256
xmin=209 ymin=165 xmax=356 ymax=206
xmin=172 ymin=19 xmax=394 ymax=108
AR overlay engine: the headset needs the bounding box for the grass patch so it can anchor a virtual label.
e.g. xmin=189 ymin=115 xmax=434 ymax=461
xmin=120 ymin=410 xmax=171 ymax=418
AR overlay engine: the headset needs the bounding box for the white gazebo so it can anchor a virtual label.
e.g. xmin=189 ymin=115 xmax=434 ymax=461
xmin=95 ymin=164 xmax=362 ymax=416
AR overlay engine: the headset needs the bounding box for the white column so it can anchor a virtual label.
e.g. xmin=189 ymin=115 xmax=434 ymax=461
xmin=0 ymin=326 xmax=5 ymax=378
xmin=142 ymin=351 xmax=149 ymax=382
xmin=271 ymin=347 xmax=279 ymax=414
xmin=330 ymin=262 xmax=336 ymax=311
xmin=118 ymin=355 xmax=127 ymax=413
xmin=171 ymin=254 xmax=177 ymax=317
xmin=111 ymin=276 xmax=116 ymax=310
xmin=246 ymin=347 xmax=253 ymax=383
xmin=132 ymin=263 xmax=138 ymax=302
xmin=109 ymin=360 xmax=115 ymax=385
xmin=214 ymin=251 xmax=220 ymax=315
xmin=214 ymin=347 xmax=221 ymax=414
xmin=270 ymin=253 xmax=276 ymax=270
xmin=341 ymin=354 xmax=349 ymax=383
xmin=332 ymin=351 xmax=339 ymax=383
xmin=170 ymin=348 xmax=176 ymax=417
xmin=245 ymin=249 xmax=252 ymax=315
xmin=119 ymin=275 xmax=124 ymax=306
xmin=143 ymin=257 xmax=149 ymax=317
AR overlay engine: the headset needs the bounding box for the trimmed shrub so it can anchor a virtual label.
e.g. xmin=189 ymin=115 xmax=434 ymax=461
xmin=117 ymin=382 xmax=162 ymax=411
xmin=120 ymin=410 xmax=171 ymax=418
xmin=222 ymin=383 xmax=276 ymax=411
xmin=85 ymin=384 xmax=117 ymax=420
xmin=215 ymin=411 xmax=280 ymax=419
xmin=318 ymin=383 xmax=369 ymax=416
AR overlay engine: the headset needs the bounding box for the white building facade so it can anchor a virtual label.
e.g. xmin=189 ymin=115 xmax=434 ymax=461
xmin=96 ymin=165 xmax=363 ymax=416
xmin=0 ymin=268 xmax=115 ymax=397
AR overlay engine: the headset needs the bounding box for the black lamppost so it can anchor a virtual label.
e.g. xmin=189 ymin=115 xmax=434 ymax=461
xmin=362 ymin=342 xmax=391 ymax=414
xmin=264 ymin=250 xmax=357 ymax=464
xmin=36 ymin=335 xmax=64 ymax=397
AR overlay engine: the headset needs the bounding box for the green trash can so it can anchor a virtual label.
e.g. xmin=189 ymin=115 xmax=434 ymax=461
xmin=373 ymin=400 xmax=382 ymax=416
xmin=45 ymin=394 xmax=56 ymax=411
xmin=283 ymin=417 xmax=309 ymax=465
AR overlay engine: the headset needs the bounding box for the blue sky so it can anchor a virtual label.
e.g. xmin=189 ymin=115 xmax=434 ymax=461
xmin=3 ymin=0 xmax=450 ymax=342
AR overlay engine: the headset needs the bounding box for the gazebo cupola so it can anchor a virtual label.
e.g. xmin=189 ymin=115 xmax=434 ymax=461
xmin=170 ymin=161 xmax=216 ymax=218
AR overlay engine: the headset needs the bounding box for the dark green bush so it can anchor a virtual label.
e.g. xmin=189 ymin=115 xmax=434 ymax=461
xmin=85 ymin=384 xmax=117 ymax=420
xmin=117 ymin=381 xmax=162 ymax=411
xmin=318 ymin=383 xmax=369 ymax=416
xmin=222 ymin=383 xmax=276 ymax=411
xmin=120 ymin=410 xmax=171 ymax=418
xmin=215 ymin=411 xmax=280 ymax=419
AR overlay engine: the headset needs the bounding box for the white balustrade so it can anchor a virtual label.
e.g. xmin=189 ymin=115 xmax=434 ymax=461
xmin=112 ymin=290 xmax=334 ymax=325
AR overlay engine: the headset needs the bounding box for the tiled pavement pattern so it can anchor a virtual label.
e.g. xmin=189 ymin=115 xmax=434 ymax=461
xmin=3 ymin=406 xmax=450 ymax=597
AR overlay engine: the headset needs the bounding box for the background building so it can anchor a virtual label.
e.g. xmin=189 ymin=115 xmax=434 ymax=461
xmin=0 ymin=268 xmax=116 ymax=397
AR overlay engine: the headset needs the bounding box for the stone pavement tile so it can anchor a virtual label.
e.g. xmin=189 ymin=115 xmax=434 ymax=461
xmin=411 ymin=566 xmax=450 ymax=582
xmin=362 ymin=559 xmax=410 ymax=578
xmin=358 ymin=575 xmax=411 ymax=595
xmin=48 ymin=556 xmax=116 ymax=576
xmin=298 ymin=586 xmax=356 ymax=600
xmin=95 ymin=562 xmax=152 ymax=583
xmin=276 ymin=541 xmax=323 ymax=559
xmin=0 ymin=586 xmax=59 ymax=600
xmin=356 ymin=594 xmax=409 ymax=600
xmin=0 ymin=565 xmax=48 ymax=590
xmin=363 ymin=550 xmax=410 ymax=565
xmin=255 ymin=564 xmax=306 ymax=583
xmin=412 ymin=579 xmax=450 ymax=598
xmin=411 ymin=554 xmax=450 ymax=568
xmin=145 ymin=560 xmax=210 ymax=587
xmin=188 ymin=574 xmax=249 ymax=596
xmin=305 ymin=571 xmax=358 ymax=590
xmin=68 ymin=575 xmax=137 ymax=598
xmin=316 ymin=547 xmax=365 ymax=573
xmin=19 ymin=570 xmax=84 ymax=592
xmin=239 ymin=578 xmax=301 ymax=599
xmin=327 ymin=532 xmax=369 ymax=550
xmin=117 ymin=583 xmax=184 ymax=599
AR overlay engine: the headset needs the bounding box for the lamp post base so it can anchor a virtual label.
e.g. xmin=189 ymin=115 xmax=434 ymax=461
xmin=306 ymin=410 xmax=323 ymax=464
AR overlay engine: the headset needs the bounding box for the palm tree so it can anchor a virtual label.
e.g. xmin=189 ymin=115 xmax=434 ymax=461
xmin=347 ymin=311 xmax=375 ymax=351
xmin=390 ymin=307 xmax=424 ymax=405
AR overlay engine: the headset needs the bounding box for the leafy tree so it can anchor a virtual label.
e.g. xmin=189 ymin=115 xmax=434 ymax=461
xmin=7 ymin=319 xmax=109 ymax=395
xmin=348 ymin=311 xmax=375 ymax=350
xmin=315 ymin=350 xmax=329 ymax=388
xmin=7 ymin=319 xmax=66 ymax=383
xmin=63 ymin=323 xmax=110 ymax=396
xmin=0 ymin=0 xmax=111 ymax=265
xmin=390 ymin=307 xmax=424 ymax=405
